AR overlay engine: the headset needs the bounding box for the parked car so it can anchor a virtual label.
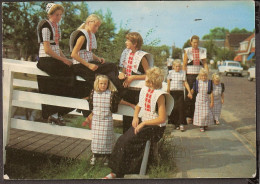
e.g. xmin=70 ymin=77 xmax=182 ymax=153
xmin=247 ymin=66 xmax=255 ymax=81
xmin=218 ymin=60 xmax=243 ymax=77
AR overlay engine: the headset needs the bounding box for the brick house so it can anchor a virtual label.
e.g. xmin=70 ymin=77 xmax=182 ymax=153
xmin=234 ymin=33 xmax=255 ymax=66
xmin=224 ymin=33 xmax=252 ymax=52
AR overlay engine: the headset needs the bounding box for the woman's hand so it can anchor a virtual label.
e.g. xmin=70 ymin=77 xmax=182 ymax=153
xmin=134 ymin=122 xmax=145 ymax=134
xmin=210 ymin=102 xmax=214 ymax=108
xmin=118 ymin=72 xmax=126 ymax=80
xmin=221 ymin=99 xmax=224 ymax=104
xmin=88 ymin=63 xmax=98 ymax=71
xmin=97 ymin=57 xmax=105 ymax=64
xmin=187 ymin=92 xmax=193 ymax=99
xmin=63 ymin=59 xmax=73 ymax=67
xmin=132 ymin=117 xmax=139 ymax=128
xmin=123 ymin=76 xmax=134 ymax=88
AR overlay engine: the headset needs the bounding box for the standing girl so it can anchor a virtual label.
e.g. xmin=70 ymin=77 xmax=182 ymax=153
xmin=183 ymin=35 xmax=208 ymax=124
xmin=167 ymin=59 xmax=192 ymax=132
xmin=36 ymin=3 xmax=75 ymax=125
xmin=192 ymin=68 xmax=214 ymax=132
xmin=105 ymin=67 xmax=173 ymax=179
xmin=118 ymin=32 xmax=153 ymax=133
xmin=88 ymin=75 xmax=121 ymax=166
xmin=211 ymin=73 xmax=225 ymax=125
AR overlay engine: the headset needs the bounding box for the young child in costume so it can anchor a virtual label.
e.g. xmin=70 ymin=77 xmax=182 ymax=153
xmin=211 ymin=73 xmax=225 ymax=125
xmin=191 ymin=68 xmax=214 ymax=132
xmin=167 ymin=59 xmax=192 ymax=132
xmin=89 ymin=75 xmax=132 ymax=166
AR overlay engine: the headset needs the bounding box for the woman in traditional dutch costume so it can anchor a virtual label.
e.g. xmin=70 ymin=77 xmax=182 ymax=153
xmin=211 ymin=73 xmax=225 ymax=125
xmin=36 ymin=3 xmax=75 ymax=126
xmin=118 ymin=32 xmax=153 ymax=133
xmin=70 ymin=14 xmax=124 ymax=125
xmin=87 ymin=75 xmax=121 ymax=166
xmin=183 ymin=35 xmax=208 ymax=124
xmin=70 ymin=14 xmax=122 ymax=93
xmin=192 ymin=68 xmax=214 ymax=132
xmin=167 ymin=59 xmax=192 ymax=132
xmin=104 ymin=67 xmax=173 ymax=179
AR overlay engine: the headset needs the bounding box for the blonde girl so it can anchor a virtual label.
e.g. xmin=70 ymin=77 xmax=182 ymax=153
xmin=70 ymin=14 xmax=124 ymax=125
xmin=211 ymin=73 xmax=225 ymax=125
xmin=167 ymin=59 xmax=192 ymax=132
xmin=105 ymin=67 xmax=171 ymax=179
xmin=191 ymin=68 xmax=214 ymax=132
xmin=89 ymin=75 xmax=134 ymax=166
xmin=36 ymin=3 xmax=75 ymax=126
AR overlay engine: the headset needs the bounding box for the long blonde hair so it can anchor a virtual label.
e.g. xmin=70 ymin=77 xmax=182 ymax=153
xmin=212 ymin=73 xmax=220 ymax=82
xmin=197 ymin=68 xmax=208 ymax=80
xmin=93 ymin=75 xmax=117 ymax=92
xmin=78 ymin=14 xmax=102 ymax=30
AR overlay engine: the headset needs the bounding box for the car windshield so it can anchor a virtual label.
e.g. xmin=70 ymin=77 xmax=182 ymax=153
xmin=228 ymin=63 xmax=240 ymax=67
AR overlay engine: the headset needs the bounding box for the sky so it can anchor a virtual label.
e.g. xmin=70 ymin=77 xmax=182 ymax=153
xmin=85 ymin=1 xmax=255 ymax=48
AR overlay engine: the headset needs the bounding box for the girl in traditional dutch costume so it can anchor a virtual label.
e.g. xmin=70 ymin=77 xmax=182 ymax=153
xmin=167 ymin=59 xmax=192 ymax=132
xmin=183 ymin=35 xmax=208 ymax=124
xmin=36 ymin=3 xmax=75 ymax=126
xmin=104 ymin=67 xmax=173 ymax=179
xmin=70 ymin=14 xmax=124 ymax=125
xmin=211 ymin=73 xmax=225 ymax=125
xmin=192 ymin=68 xmax=214 ymax=132
xmin=118 ymin=32 xmax=154 ymax=133
xmin=88 ymin=75 xmax=121 ymax=166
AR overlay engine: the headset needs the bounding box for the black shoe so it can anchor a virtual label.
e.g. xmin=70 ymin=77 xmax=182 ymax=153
xmin=48 ymin=116 xmax=66 ymax=126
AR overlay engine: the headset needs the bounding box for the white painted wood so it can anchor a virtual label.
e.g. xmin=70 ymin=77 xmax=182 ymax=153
xmin=13 ymin=79 xmax=38 ymax=89
xmin=10 ymin=118 xmax=121 ymax=140
xmin=139 ymin=140 xmax=151 ymax=175
xmin=2 ymin=68 xmax=14 ymax=164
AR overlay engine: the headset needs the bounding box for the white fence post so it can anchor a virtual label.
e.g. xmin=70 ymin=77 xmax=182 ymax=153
xmin=3 ymin=67 xmax=14 ymax=164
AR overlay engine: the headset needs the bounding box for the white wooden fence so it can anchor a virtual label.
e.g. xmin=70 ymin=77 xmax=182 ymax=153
xmin=2 ymin=58 xmax=173 ymax=172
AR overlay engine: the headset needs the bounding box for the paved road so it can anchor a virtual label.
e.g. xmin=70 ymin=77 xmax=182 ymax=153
xmin=168 ymin=70 xmax=256 ymax=179
xmin=218 ymin=72 xmax=256 ymax=150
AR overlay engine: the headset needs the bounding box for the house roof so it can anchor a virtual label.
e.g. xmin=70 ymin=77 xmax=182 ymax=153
xmin=226 ymin=33 xmax=252 ymax=47
xmin=236 ymin=33 xmax=255 ymax=54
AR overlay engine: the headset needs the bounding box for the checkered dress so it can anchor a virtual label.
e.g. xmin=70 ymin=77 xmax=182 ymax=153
xmin=139 ymin=86 xmax=166 ymax=127
xmin=185 ymin=47 xmax=206 ymax=74
xmin=211 ymin=84 xmax=222 ymax=121
xmin=193 ymin=80 xmax=214 ymax=126
xmin=91 ymin=90 xmax=114 ymax=154
xmin=167 ymin=70 xmax=186 ymax=91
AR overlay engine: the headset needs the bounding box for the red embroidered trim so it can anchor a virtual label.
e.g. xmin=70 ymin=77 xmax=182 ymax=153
xmin=144 ymin=88 xmax=154 ymax=112
xmin=192 ymin=48 xmax=200 ymax=65
xmin=126 ymin=52 xmax=135 ymax=76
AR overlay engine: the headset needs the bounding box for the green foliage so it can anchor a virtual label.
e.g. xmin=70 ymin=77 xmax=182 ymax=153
xmin=230 ymin=27 xmax=252 ymax=34
xmin=202 ymin=39 xmax=218 ymax=60
xmin=216 ymin=47 xmax=236 ymax=61
xmin=182 ymin=39 xmax=190 ymax=49
xmin=202 ymin=27 xmax=229 ymax=40
xmin=143 ymin=45 xmax=170 ymax=68
xmin=172 ymin=47 xmax=182 ymax=59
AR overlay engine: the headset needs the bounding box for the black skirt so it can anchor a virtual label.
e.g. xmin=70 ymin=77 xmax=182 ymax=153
xmin=37 ymin=57 xmax=76 ymax=119
xmin=184 ymin=74 xmax=198 ymax=119
xmin=169 ymin=90 xmax=186 ymax=126
xmin=108 ymin=125 xmax=165 ymax=176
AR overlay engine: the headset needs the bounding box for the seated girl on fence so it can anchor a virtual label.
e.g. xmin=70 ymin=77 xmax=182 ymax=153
xmin=36 ymin=3 xmax=76 ymax=126
xmin=88 ymin=75 xmax=134 ymax=166
xmin=191 ymin=68 xmax=214 ymax=132
xmin=104 ymin=67 xmax=170 ymax=179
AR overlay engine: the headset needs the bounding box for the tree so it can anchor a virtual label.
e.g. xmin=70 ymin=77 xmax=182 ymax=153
xmin=143 ymin=45 xmax=170 ymax=68
xmin=230 ymin=27 xmax=252 ymax=34
xmin=202 ymin=39 xmax=218 ymax=61
xmin=202 ymin=27 xmax=229 ymax=40
xmin=182 ymin=39 xmax=190 ymax=49
xmin=172 ymin=47 xmax=182 ymax=59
